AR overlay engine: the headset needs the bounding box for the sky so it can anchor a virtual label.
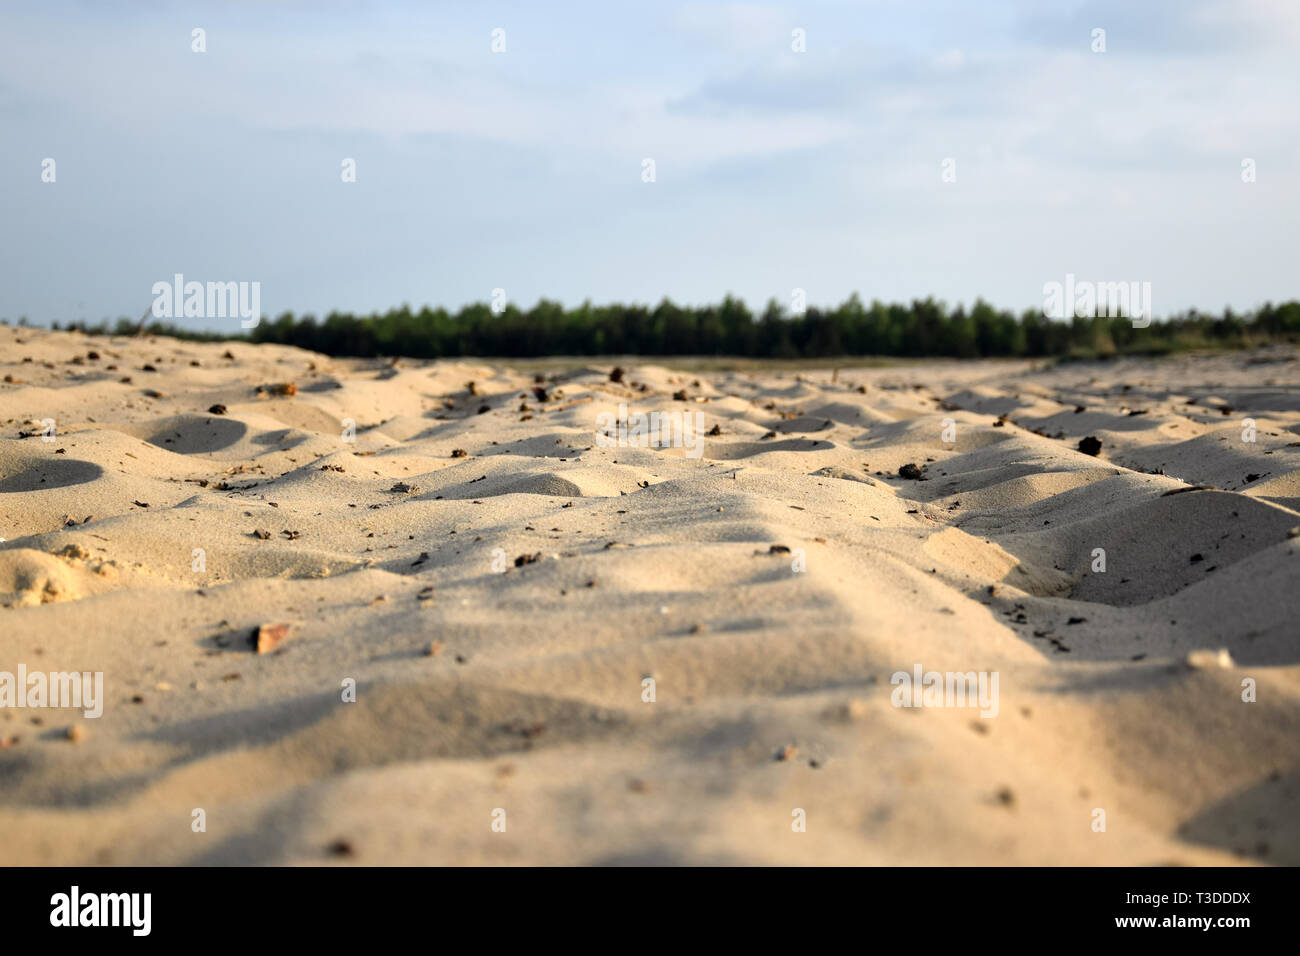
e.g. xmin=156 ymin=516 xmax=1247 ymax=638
xmin=1 ymin=0 xmax=1297 ymax=331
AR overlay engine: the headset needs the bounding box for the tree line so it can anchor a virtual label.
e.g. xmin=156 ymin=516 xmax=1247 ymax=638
xmin=31 ymin=295 xmax=1300 ymax=359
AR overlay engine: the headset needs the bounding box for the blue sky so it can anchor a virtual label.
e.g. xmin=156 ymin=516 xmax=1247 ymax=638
xmin=2 ymin=0 xmax=1297 ymax=329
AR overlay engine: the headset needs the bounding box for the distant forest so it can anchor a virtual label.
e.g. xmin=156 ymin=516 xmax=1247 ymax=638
xmin=33 ymin=295 xmax=1300 ymax=360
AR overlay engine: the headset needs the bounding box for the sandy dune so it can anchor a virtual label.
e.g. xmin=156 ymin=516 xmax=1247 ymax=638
xmin=1 ymin=325 xmax=1297 ymax=865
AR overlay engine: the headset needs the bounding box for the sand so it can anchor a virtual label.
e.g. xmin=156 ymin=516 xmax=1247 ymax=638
xmin=1 ymin=324 xmax=1297 ymax=865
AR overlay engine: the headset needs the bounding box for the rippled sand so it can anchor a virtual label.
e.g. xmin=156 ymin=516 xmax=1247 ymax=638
xmin=1 ymin=325 xmax=1297 ymax=864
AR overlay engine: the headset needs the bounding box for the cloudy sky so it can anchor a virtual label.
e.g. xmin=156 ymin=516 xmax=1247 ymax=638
xmin=2 ymin=0 xmax=1297 ymax=329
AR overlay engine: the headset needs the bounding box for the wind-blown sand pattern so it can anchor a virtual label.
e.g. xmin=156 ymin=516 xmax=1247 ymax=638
xmin=2 ymin=325 xmax=1298 ymax=865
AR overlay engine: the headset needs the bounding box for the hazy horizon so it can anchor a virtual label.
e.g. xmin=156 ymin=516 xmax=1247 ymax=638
xmin=3 ymin=0 xmax=1297 ymax=331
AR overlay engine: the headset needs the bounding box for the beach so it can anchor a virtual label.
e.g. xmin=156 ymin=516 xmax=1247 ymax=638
xmin=1 ymin=324 xmax=1297 ymax=865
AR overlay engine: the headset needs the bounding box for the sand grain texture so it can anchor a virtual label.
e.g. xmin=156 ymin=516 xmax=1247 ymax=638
xmin=1 ymin=326 xmax=1298 ymax=865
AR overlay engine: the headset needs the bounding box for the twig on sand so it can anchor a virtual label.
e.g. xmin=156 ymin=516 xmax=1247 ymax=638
xmin=548 ymin=395 xmax=594 ymax=413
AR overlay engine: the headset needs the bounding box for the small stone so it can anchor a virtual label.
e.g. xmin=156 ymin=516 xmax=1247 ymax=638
xmin=1185 ymin=648 xmax=1234 ymax=669
xmin=327 ymin=839 xmax=355 ymax=857
xmin=253 ymin=622 xmax=292 ymax=654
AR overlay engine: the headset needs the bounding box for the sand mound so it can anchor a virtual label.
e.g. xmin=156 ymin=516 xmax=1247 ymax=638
xmin=1 ymin=327 xmax=1297 ymax=865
